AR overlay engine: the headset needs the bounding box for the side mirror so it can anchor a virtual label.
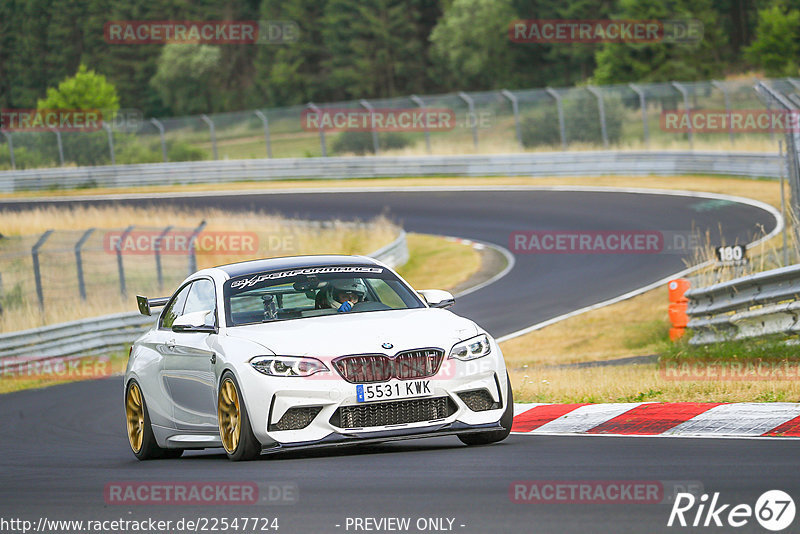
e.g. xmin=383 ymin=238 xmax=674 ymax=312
xmin=418 ymin=289 xmax=455 ymax=309
xmin=172 ymin=310 xmax=218 ymax=333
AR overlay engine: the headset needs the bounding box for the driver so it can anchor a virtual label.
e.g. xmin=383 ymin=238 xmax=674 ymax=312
xmin=325 ymin=279 xmax=367 ymax=313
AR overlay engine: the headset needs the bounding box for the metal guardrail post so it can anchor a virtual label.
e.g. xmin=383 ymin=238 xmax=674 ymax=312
xmin=0 ymin=272 xmax=3 ymax=315
xmin=201 ymin=114 xmax=218 ymax=160
xmin=150 ymin=118 xmax=168 ymax=162
xmin=307 ymin=103 xmax=327 ymax=157
xmin=628 ymin=84 xmax=649 ymax=147
xmin=102 ymin=123 xmax=115 ymax=165
xmin=116 ymin=225 xmax=134 ymax=298
xmin=32 ymin=229 xmax=54 ymax=312
xmin=711 ymin=80 xmax=735 ymax=146
xmin=154 ymin=225 xmax=172 ymax=290
xmin=545 ymin=88 xmax=567 ymax=150
xmin=586 ymin=86 xmax=608 ymax=148
xmin=409 ymin=95 xmax=431 ymax=154
xmin=254 ymin=110 xmax=272 ymax=158
xmin=458 ymin=92 xmax=479 ymax=150
xmin=1 ymin=131 xmax=14 ymax=170
xmin=359 ymin=100 xmax=380 ymax=155
xmin=501 ymin=89 xmax=522 ymax=148
xmin=51 ymin=128 xmax=65 ymax=166
xmin=188 ymin=220 xmax=207 ymax=275
xmin=74 ymin=228 xmax=95 ymax=301
xmin=671 ymin=82 xmax=693 ymax=149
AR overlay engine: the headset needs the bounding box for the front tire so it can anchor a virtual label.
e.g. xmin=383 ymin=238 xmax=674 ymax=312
xmin=458 ymin=374 xmax=514 ymax=446
xmin=125 ymin=380 xmax=184 ymax=460
xmin=218 ymin=372 xmax=261 ymax=461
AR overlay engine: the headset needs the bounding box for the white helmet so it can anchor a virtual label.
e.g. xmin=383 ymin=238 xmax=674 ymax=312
xmin=326 ymin=279 xmax=367 ymax=309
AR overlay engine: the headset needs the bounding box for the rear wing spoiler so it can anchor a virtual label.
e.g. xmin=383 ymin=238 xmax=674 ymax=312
xmin=136 ymin=295 xmax=170 ymax=316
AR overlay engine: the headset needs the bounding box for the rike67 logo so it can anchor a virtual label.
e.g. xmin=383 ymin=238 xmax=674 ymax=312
xmin=668 ymin=490 xmax=795 ymax=531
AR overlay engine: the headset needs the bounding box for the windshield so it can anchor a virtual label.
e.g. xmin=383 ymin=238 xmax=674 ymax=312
xmin=224 ymin=265 xmax=424 ymax=326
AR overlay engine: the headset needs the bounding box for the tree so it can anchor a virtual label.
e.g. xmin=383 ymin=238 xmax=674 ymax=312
xmin=592 ymin=0 xmax=729 ymax=84
xmin=37 ymin=64 xmax=120 ymax=111
xmin=744 ymin=4 xmax=800 ymax=77
xmin=429 ymin=0 xmax=518 ymax=90
xmin=321 ymin=0 xmax=426 ymax=100
xmin=150 ymin=45 xmax=223 ymax=115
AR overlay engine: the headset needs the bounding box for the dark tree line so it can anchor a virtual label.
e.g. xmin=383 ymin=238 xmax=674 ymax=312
xmin=0 ymin=0 xmax=788 ymax=117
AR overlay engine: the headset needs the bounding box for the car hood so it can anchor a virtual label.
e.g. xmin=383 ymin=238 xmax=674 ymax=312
xmin=225 ymin=308 xmax=480 ymax=357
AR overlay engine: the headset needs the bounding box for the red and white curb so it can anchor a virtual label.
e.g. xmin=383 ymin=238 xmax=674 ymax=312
xmin=512 ymin=403 xmax=800 ymax=438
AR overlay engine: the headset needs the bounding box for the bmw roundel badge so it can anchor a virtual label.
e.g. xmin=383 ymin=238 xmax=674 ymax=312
xmin=382 ymin=342 xmax=393 ymax=349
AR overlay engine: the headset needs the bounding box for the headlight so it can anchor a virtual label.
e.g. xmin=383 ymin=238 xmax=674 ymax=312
xmin=249 ymin=355 xmax=329 ymax=377
xmin=449 ymin=334 xmax=492 ymax=361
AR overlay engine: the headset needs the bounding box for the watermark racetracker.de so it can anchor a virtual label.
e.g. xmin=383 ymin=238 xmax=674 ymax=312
xmin=0 ymin=356 xmax=112 ymax=383
xmin=510 ymin=480 xmax=704 ymax=505
xmin=102 ymin=230 xmax=295 ymax=256
xmin=509 ymin=19 xmax=703 ymax=44
xmin=661 ymin=109 xmax=800 ymax=133
xmin=104 ymin=20 xmax=299 ymax=44
xmin=660 ymin=360 xmax=800 ymax=381
xmin=509 ymin=230 xmax=702 ymax=255
xmin=104 ymin=481 xmax=298 ymax=505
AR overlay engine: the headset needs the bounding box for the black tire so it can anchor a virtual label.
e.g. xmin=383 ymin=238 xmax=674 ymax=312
xmin=125 ymin=380 xmax=184 ymax=460
xmin=218 ymin=372 xmax=262 ymax=461
xmin=458 ymin=374 xmax=514 ymax=446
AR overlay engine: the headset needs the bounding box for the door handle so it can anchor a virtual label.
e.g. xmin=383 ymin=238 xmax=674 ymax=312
xmin=210 ymin=353 xmax=216 ymax=364
xmin=167 ymin=339 xmax=176 ymax=351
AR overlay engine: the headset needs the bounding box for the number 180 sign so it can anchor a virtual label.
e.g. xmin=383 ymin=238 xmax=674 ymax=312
xmin=715 ymin=245 xmax=747 ymax=266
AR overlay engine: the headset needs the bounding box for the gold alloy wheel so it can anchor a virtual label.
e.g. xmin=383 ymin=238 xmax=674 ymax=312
xmin=126 ymin=383 xmax=144 ymax=453
xmin=218 ymin=377 xmax=242 ymax=454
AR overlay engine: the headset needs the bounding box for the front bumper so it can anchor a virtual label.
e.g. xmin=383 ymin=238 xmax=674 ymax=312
xmin=238 ymin=351 xmax=509 ymax=449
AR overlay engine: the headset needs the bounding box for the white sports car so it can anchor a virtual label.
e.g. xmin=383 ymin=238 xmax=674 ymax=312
xmin=125 ymin=255 xmax=513 ymax=461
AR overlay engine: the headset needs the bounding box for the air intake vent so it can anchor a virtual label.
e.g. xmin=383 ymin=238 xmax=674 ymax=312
xmin=458 ymin=389 xmax=500 ymax=412
xmin=331 ymin=396 xmax=456 ymax=429
xmin=269 ymin=406 xmax=322 ymax=431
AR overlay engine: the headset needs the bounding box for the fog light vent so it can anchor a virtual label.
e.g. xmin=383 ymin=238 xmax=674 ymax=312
xmin=270 ymin=406 xmax=322 ymax=431
xmin=458 ymin=389 xmax=499 ymax=412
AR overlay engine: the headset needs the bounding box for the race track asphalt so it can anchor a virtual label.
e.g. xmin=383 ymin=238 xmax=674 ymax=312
xmin=0 ymin=187 xmax=788 ymax=534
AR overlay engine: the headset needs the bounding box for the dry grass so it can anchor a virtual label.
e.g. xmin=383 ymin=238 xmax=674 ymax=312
xmin=509 ymin=364 xmax=800 ymax=404
xmin=500 ymin=287 xmax=669 ymax=367
xmin=397 ymin=234 xmax=481 ymax=291
xmin=0 ymin=174 xmax=783 ymax=205
xmin=0 ymin=205 xmax=400 ymax=332
xmin=380 ymin=135 xmax=778 ymax=157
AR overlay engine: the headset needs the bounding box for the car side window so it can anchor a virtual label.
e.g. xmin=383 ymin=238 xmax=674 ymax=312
xmin=183 ymin=279 xmax=217 ymax=326
xmin=160 ymin=283 xmax=192 ymax=330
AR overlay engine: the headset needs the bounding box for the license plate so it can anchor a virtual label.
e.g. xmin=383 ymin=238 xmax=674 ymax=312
xmin=356 ymin=380 xmax=432 ymax=403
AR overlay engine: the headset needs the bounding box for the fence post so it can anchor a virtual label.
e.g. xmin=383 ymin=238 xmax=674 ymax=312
xmin=115 ymin=225 xmax=134 ymax=298
xmin=150 ymin=118 xmax=168 ymax=162
xmin=711 ymin=80 xmax=735 ymax=146
xmin=545 ymin=87 xmax=567 ymax=150
xmin=586 ymin=86 xmax=608 ymax=148
xmin=671 ymin=81 xmax=693 ymax=149
xmin=458 ymin=92 xmax=479 ymax=150
xmin=51 ymin=128 xmax=65 ymax=166
xmin=188 ymin=221 xmax=207 ymax=275
xmin=32 ymin=229 xmax=54 ymax=312
xmin=254 ymin=110 xmax=272 ymax=158
xmin=307 ymin=103 xmax=327 ymax=157
xmin=409 ymin=95 xmax=431 ymax=154
xmin=103 ymin=123 xmax=116 ymax=165
xmin=1 ymin=131 xmax=14 ymax=170
xmin=359 ymin=99 xmax=380 ymax=155
xmin=154 ymin=225 xmax=173 ymax=291
xmin=74 ymin=228 xmax=95 ymax=301
xmin=201 ymin=114 xmax=218 ymax=160
xmin=779 ymin=141 xmax=789 ymax=266
xmin=628 ymin=83 xmax=649 ymax=147
xmin=501 ymin=89 xmax=523 ymax=148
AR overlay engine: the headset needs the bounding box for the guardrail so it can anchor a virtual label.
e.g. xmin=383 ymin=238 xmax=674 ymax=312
xmin=0 ymin=231 xmax=408 ymax=363
xmin=686 ymin=264 xmax=800 ymax=344
xmin=0 ymin=151 xmax=782 ymax=193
